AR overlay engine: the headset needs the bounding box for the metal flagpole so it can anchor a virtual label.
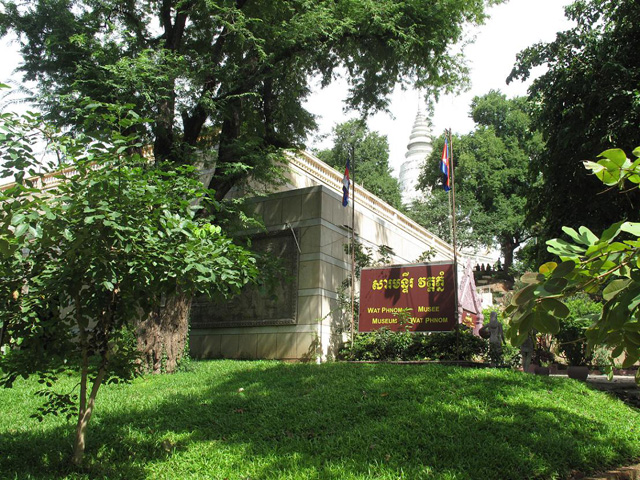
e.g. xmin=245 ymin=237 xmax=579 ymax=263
xmin=350 ymin=144 xmax=356 ymax=346
xmin=447 ymin=129 xmax=462 ymax=358
xmin=447 ymin=184 xmax=453 ymax=244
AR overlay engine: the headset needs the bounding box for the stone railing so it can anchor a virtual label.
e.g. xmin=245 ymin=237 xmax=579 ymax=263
xmin=1 ymin=145 xmax=155 ymax=193
xmin=1 ymin=164 xmax=101 ymax=192
xmin=1 ymin=149 xmax=456 ymax=259
xmin=290 ymin=151 xmax=454 ymax=258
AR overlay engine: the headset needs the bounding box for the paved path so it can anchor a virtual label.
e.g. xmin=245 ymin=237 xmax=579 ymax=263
xmin=582 ymin=464 xmax=640 ymax=480
xmin=584 ymin=374 xmax=640 ymax=409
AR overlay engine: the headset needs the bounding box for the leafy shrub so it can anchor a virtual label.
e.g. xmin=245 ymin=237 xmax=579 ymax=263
xmin=556 ymin=294 xmax=602 ymax=366
xmin=501 ymin=342 xmax=522 ymax=369
xmin=592 ymin=346 xmax=620 ymax=371
xmin=506 ymin=147 xmax=640 ymax=376
xmin=409 ymin=330 xmax=487 ymax=361
xmin=341 ymin=328 xmax=412 ymax=361
xmin=340 ymin=328 xmax=487 ymax=362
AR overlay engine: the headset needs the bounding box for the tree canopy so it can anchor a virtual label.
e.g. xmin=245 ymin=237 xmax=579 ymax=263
xmin=0 ymin=0 xmax=501 ymax=196
xmin=315 ymin=120 xmax=402 ymax=209
xmin=507 ymin=0 xmax=640 ymax=254
xmin=413 ymin=91 xmax=543 ymax=273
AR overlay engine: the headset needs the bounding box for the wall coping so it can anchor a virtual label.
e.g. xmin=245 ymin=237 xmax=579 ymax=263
xmin=1 ymin=149 xmax=456 ymax=259
xmin=287 ymin=151 xmax=454 ymax=259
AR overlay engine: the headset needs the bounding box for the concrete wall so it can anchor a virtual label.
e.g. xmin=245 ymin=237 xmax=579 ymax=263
xmin=191 ymin=186 xmax=349 ymax=361
xmin=190 ymin=152 xmax=456 ymax=361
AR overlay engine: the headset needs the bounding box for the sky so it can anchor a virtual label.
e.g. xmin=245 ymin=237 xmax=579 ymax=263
xmin=1 ymin=0 xmax=575 ymax=176
xmin=304 ymin=0 xmax=575 ymax=174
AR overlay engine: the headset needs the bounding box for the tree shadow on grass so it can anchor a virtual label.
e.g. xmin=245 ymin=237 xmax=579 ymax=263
xmin=1 ymin=362 xmax=639 ymax=479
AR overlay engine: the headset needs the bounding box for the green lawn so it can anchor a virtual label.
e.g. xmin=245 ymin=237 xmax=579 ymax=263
xmin=1 ymin=360 xmax=639 ymax=479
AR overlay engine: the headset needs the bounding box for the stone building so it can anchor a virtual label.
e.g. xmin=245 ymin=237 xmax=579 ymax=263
xmin=189 ymin=151 xmax=457 ymax=361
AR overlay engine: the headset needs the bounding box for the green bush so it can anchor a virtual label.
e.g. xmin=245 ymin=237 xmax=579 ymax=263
xmin=501 ymin=342 xmax=522 ymax=369
xmin=341 ymin=328 xmax=413 ymax=361
xmin=408 ymin=330 xmax=488 ymax=361
xmin=340 ymin=328 xmax=487 ymax=362
xmin=556 ymin=294 xmax=602 ymax=366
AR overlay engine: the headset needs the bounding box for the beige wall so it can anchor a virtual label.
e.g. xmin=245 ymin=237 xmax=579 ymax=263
xmin=191 ymin=186 xmax=350 ymax=361
xmin=190 ymin=152 xmax=456 ymax=361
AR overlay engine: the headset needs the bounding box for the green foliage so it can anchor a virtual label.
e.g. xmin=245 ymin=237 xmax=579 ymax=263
xmin=338 ymin=240 xmax=395 ymax=319
xmin=508 ymin=0 xmax=640 ymax=254
xmin=315 ymin=120 xmax=403 ymax=209
xmin=584 ymin=147 xmax=640 ymax=189
xmin=0 ymin=0 xmax=501 ymax=200
xmin=506 ymin=147 xmax=640 ymax=382
xmin=341 ymin=328 xmax=487 ymax=362
xmin=0 ymin=100 xmax=258 ymax=462
xmin=556 ymin=295 xmax=603 ymax=366
xmin=412 ymin=91 xmax=543 ymax=272
xmin=592 ymin=346 xmax=620 ymax=371
xmin=501 ymin=342 xmax=522 ymax=369
xmin=412 ymin=330 xmax=487 ymax=362
xmin=341 ymin=328 xmax=413 ymax=361
xmin=406 ymin=191 xmax=470 ymax=247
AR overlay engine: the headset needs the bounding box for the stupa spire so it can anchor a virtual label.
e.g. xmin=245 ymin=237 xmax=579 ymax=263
xmin=398 ymin=99 xmax=432 ymax=205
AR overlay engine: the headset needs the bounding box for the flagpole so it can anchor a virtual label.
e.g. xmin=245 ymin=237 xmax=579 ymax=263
xmin=447 ymin=129 xmax=461 ymax=358
xmin=350 ymin=144 xmax=356 ymax=346
xmin=447 ymin=184 xmax=453 ymax=244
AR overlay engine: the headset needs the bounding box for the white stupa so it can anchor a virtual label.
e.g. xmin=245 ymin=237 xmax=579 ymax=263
xmin=398 ymin=104 xmax=432 ymax=205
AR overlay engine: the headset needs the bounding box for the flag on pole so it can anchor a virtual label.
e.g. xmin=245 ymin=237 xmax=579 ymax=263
xmin=440 ymin=137 xmax=451 ymax=192
xmin=342 ymin=158 xmax=351 ymax=206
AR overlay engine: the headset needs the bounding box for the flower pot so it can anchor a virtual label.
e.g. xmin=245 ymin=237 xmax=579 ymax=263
xmin=567 ymin=365 xmax=589 ymax=381
xmin=534 ymin=366 xmax=550 ymax=376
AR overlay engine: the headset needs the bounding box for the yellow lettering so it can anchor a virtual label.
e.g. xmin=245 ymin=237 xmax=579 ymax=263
xmin=423 ymin=317 xmax=449 ymax=323
xmin=371 ymin=318 xmax=398 ymax=324
xmin=417 ymin=306 xmax=441 ymax=313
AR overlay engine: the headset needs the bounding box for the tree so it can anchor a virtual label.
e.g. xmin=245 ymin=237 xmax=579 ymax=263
xmin=0 ymin=0 xmax=500 ymax=192
xmin=315 ymin=120 xmax=402 ymax=209
xmin=0 ymin=0 xmax=502 ymax=367
xmin=505 ymin=146 xmax=640 ymax=384
xmin=507 ymin=0 xmax=640 ymax=257
xmin=413 ymin=91 xmax=543 ymax=273
xmin=0 ymin=102 xmax=258 ymax=464
xmin=406 ymin=189 xmax=476 ymax=249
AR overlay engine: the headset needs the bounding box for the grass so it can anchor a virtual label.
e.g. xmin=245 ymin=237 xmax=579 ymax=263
xmin=1 ymin=360 xmax=639 ymax=479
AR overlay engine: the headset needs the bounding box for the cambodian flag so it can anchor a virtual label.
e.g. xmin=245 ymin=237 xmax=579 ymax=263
xmin=440 ymin=138 xmax=451 ymax=192
xmin=342 ymin=158 xmax=350 ymax=206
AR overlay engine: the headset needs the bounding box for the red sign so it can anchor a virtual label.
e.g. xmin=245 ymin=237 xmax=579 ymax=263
xmin=461 ymin=310 xmax=478 ymax=329
xmin=359 ymin=263 xmax=456 ymax=332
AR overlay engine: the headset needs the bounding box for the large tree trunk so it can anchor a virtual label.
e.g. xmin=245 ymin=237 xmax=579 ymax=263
xmin=136 ymin=294 xmax=191 ymax=374
xmin=501 ymin=237 xmax=519 ymax=275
